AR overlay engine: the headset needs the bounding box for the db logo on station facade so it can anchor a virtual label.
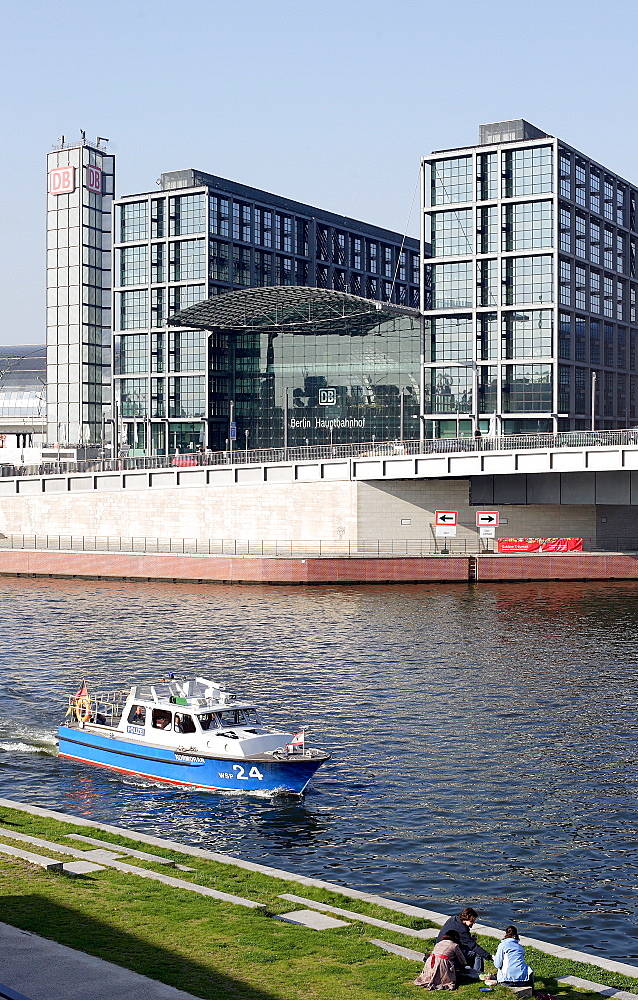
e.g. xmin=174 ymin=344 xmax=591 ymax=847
xmin=86 ymin=165 xmax=102 ymax=194
xmin=49 ymin=166 xmax=75 ymax=195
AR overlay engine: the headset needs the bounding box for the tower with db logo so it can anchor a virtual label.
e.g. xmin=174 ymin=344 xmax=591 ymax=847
xmin=46 ymin=134 xmax=115 ymax=450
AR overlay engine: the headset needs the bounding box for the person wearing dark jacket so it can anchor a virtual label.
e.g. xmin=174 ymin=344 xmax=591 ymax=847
xmin=436 ymin=907 xmax=492 ymax=976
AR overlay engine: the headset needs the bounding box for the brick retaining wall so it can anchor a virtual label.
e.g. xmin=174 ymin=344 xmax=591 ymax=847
xmin=1 ymin=548 xmax=638 ymax=584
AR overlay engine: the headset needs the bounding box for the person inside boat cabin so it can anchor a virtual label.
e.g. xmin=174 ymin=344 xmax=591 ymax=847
xmin=152 ymin=709 xmax=172 ymax=730
xmin=128 ymin=705 xmax=146 ymax=725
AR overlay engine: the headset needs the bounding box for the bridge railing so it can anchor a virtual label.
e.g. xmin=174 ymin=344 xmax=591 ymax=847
xmin=0 ymin=533 xmax=636 ymax=556
xmin=3 ymin=428 xmax=638 ymax=480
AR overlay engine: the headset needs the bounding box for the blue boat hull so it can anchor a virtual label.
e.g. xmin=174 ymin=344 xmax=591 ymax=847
xmin=57 ymin=726 xmax=326 ymax=796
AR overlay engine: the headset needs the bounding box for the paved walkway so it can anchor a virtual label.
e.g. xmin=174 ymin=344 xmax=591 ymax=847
xmin=0 ymin=921 xmax=204 ymax=1000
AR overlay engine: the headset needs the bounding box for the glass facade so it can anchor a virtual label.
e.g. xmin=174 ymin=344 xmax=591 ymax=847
xmin=114 ymin=169 xmax=420 ymax=453
xmin=423 ymin=120 xmax=638 ymax=432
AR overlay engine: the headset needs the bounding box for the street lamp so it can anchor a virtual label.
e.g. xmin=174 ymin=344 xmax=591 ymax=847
xmin=244 ymin=428 xmax=249 ymax=460
xmin=591 ymin=372 xmax=597 ymax=431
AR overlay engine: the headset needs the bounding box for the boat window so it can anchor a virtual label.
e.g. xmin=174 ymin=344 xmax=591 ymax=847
xmin=128 ymin=705 xmax=146 ymax=725
xmin=152 ymin=709 xmax=172 ymax=731
xmin=242 ymin=708 xmax=260 ymax=725
xmin=198 ymin=713 xmax=217 ymax=731
xmin=174 ymin=713 xmax=196 ymax=735
xmin=217 ymin=710 xmax=247 ymax=727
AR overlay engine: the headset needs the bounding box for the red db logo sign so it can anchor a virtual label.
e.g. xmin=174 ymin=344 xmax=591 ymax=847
xmin=49 ymin=166 xmax=75 ymax=195
xmin=87 ymin=165 xmax=102 ymax=194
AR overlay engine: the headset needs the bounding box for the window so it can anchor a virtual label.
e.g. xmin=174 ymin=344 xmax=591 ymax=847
xmin=120 ymin=290 xmax=147 ymax=329
xmin=604 ymin=371 xmax=614 ymax=416
xmin=151 ymin=288 xmax=165 ymax=328
xmin=168 ymin=376 xmax=205 ymax=417
xmin=477 ymin=152 xmax=497 ymax=200
xmin=575 ymin=213 xmax=586 ymax=259
xmin=618 ymin=327 xmax=627 ymax=368
xmin=296 ymin=220 xmax=309 ymax=256
xmin=428 ymin=261 xmax=473 ymax=308
xmin=478 ymin=206 xmax=498 ymax=253
xmin=432 ymin=210 xmax=472 ymax=256
xmin=233 ymin=247 xmax=251 ymax=286
xmin=604 ymin=179 xmax=614 ymax=221
xmin=383 ymin=245 xmax=394 ymax=278
xmin=120 ymin=202 xmax=148 ymax=242
xmin=604 ymin=276 xmax=614 ymax=318
xmin=151 ymin=376 xmax=165 ymax=417
xmin=632 ymin=286 xmax=637 ymax=323
xmin=575 ymin=266 xmax=586 ymax=311
xmin=590 ymin=271 xmax=601 ymax=314
xmin=618 ymin=372 xmax=627 ymax=418
xmin=119 ymin=377 xmax=148 ymax=417
xmin=424 ymin=367 xmax=473 ymax=413
xmin=590 ymin=168 xmax=601 ymax=215
xmin=120 ymin=245 xmax=148 ymax=286
xmin=431 ymin=157 xmax=472 ymax=205
xmin=119 ymin=334 xmax=147 ymax=373
xmin=151 ymin=243 xmax=164 ymax=283
xmin=352 ymin=238 xmax=362 ymax=270
xmin=604 ymin=227 xmax=614 ymax=271
xmin=367 ymin=241 xmax=378 ymax=273
xmin=559 ymin=205 xmax=571 ymax=253
xmin=333 ymin=232 xmax=346 ymax=265
xmin=169 ymin=239 xmax=206 ymax=281
xmin=168 ymin=330 xmax=205 ymax=372
xmin=478 ymin=313 xmax=498 ymax=361
xmin=590 ymin=221 xmax=600 ymax=265
xmin=503 ymin=201 xmax=553 ymax=251
xmin=559 ymin=313 xmax=571 ymax=360
xmin=558 ymin=365 xmax=571 ymax=411
xmin=210 ymin=241 xmax=230 ymax=282
xmin=168 ymin=285 xmax=206 ymax=315
xmin=477 ymin=259 xmax=497 ymax=306
xmin=575 ymin=367 xmax=587 ymax=411
xmin=502 ymin=310 xmax=553 ymax=359
xmin=617 ymin=234 xmax=626 ymax=274
xmin=504 ymin=146 xmax=553 ymax=197
xmin=151 ymin=332 xmax=164 ymax=372
xmin=502 ymin=365 xmax=553 ymax=412
xmin=276 ymin=255 xmax=293 ymax=285
xmin=559 ymin=259 xmax=571 ymax=306
xmin=617 ymin=279 xmax=625 ymax=321
xmin=575 ymin=316 xmax=586 ymax=362
xmin=575 ymin=158 xmax=586 ymax=207
xmin=426 ymin=315 xmax=472 ymax=362
xmin=617 ymin=185 xmax=626 ymax=226
xmin=590 ymin=320 xmax=601 ymax=363
xmin=559 ymin=153 xmax=571 ymax=199
xmin=151 ymin=199 xmax=165 ymax=238
xmin=209 ymin=196 xmax=230 ymax=238
xmin=254 ymin=250 xmax=272 ymax=286
xmin=169 ymin=194 xmax=205 ymax=236
xmin=503 ymin=255 xmax=553 ymax=306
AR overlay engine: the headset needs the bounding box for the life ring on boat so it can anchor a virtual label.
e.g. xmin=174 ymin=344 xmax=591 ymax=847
xmin=74 ymin=697 xmax=91 ymax=723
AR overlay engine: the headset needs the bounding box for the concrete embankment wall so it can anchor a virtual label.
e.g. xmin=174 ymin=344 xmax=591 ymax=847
xmin=1 ymin=549 xmax=638 ymax=584
xmin=0 ymin=475 xmax=601 ymax=545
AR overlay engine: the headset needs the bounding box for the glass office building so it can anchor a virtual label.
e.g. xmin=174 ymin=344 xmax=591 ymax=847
xmin=113 ymin=169 xmax=420 ymax=453
xmin=46 ymin=136 xmax=114 ymax=447
xmin=167 ymin=286 xmax=422 ymax=450
xmin=422 ymin=120 xmax=638 ymax=435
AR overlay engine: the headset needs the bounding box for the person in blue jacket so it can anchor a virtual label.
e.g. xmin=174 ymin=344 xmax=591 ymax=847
xmin=491 ymin=926 xmax=533 ymax=986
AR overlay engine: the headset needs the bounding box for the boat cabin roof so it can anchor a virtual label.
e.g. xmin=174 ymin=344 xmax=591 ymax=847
xmin=126 ymin=676 xmax=256 ymax=713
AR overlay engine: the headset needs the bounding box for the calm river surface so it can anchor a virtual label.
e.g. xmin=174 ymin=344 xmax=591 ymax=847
xmin=0 ymin=576 xmax=637 ymax=960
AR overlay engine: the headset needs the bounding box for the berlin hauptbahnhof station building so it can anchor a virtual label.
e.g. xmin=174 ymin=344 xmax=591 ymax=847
xmin=41 ymin=120 xmax=638 ymax=455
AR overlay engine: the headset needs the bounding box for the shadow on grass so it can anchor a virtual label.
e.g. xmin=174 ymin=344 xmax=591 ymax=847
xmin=0 ymin=895 xmax=281 ymax=1000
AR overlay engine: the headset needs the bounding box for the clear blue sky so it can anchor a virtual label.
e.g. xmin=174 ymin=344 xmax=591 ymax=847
xmin=1 ymin=0 xmax=637 ymax=346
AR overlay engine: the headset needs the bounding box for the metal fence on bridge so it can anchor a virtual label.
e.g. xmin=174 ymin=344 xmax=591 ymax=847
xmin=3 ymin=428 xmax=638 ymax=480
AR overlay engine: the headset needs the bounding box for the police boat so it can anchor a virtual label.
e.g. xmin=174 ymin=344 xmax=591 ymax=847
xmin=58 ymin=676 xmax=329 ymax=797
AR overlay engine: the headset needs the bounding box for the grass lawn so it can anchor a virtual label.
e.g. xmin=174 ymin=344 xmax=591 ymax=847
xmin=0 ymin=805 xmax=635 ymax=1000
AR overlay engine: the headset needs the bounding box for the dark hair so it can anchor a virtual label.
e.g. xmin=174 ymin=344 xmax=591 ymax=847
xmin=460 ymin=907 xmax=478 ymax=921
xmin=504 ymin=925 xmax=519 ymax=940
xmin=442 ymin=930 xmax=461 ymax=944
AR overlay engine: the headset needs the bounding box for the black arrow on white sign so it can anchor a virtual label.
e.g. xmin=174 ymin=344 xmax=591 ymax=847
xmin=438 ymin=514 xmax=455 ymax=522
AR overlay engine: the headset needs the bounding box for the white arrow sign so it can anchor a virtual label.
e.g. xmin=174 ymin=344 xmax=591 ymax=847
xmin=476 ymin=510 xmax=499 ymax=526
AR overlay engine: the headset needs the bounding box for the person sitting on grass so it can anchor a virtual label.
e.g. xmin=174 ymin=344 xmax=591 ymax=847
xmin=485 ymin=925 xmax=533 ymax=987
xmin=436 ymin=906 xmax=492 ymax=977
xmin=414 ymin=930 xmax=467 ymax=990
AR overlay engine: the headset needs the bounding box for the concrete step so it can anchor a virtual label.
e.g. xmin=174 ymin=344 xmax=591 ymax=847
xmin=279 ymin=892 xmax=438 ymax=940
xmin=368 ymin=938 xmax=424 ymax=961
xmin=62 ymin=861 xmax=106 ymax=876
xmin=0 ymin=843 xmax=63 ymax=872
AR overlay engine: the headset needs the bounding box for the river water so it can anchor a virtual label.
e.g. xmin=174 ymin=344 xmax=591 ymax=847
xmin=0 ymin=575 xmax=637 ymax=960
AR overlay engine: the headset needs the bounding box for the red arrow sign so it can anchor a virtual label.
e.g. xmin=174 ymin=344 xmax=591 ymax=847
xmin=435 ymin=510 xmax=458 ymax=526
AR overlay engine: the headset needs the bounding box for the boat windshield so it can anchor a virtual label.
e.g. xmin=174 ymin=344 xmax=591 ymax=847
xmin=215 ymin=708 xmax=260 ymax=727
